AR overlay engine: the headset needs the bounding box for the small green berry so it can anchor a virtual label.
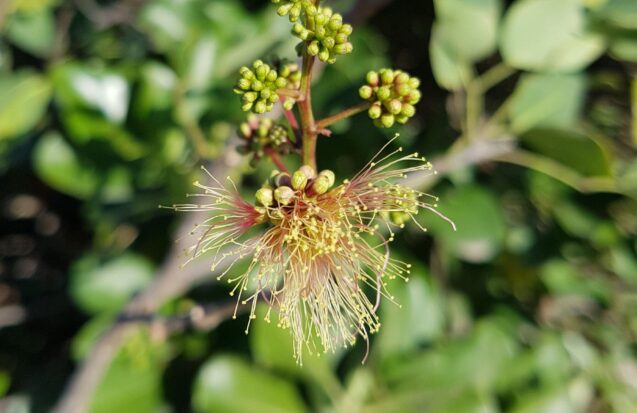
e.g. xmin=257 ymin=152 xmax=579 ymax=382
xmin=380 ymin=114 xmax=395 ymax=128
xmin=359 ymin=85 xmax=373 ymax=100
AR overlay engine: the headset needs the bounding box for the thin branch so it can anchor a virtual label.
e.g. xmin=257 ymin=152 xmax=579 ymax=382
xmin=316 ymin=101 xmax=371 ymax=130
xmin=264 ymin=147 xmax=290 ymax=173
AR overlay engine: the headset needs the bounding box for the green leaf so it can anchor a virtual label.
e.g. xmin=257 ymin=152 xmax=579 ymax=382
xmin=192 ymin=355 xmax=309 ymax=413
xmin=377 ymin=266 xmax=445 ymax=357
xmin=433 ymin=0 xmax=501 ymax=63
xmin=89 ymin=328 xmax=167 ymax=413
xmin=509 ymin=73 xmax=586 ymax=134
xmin=32 ymin=132 xmax=99 ymax=199
xmin=0 ymin=71 xmax=51 ymax=139
xmin=5 ymin=8 xmax=55 ymax=57
xmin=423 ymin=185 xmax=506 ymax=263
xmin=596 ymin=0 xmax=637 ymax=30
xmin=52 ymin=63 xmax=130 ymax=124
xmin=541 ymin=260 xmax=611 ymax=302
xmin=70 ymin=253 xmax=154 ymax=315
xmin=250 ymin=305 xmax=335 ymax=378
xmin=500 ymin=0 xmax=605 ymax=72
xmin=521 ymin=129 xmax=612 ymax=177
xmin=0 ymin=370 xmax=11 ymax=397
xmin=609 ymin=37 xmax=637 ymax=63
xmin=632 ymin=76 xmax=637 ymax=145
xmin=429 ymin=24 xmax=472 ymax=90
xmin=510 ymin=378 xmax=593 ymax=413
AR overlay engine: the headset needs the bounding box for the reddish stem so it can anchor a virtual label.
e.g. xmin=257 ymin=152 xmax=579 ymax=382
xmin=264 ymin=147 xmax=289 ymax=173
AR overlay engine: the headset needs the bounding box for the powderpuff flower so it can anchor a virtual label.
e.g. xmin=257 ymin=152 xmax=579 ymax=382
xmin=170 ymin=141 xmax=454 ymax=363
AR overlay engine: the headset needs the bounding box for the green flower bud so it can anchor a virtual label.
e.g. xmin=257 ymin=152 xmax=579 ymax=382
xmin=334 ymin=43 xmax=352 ymax=55
xmin=408 ymin=77 xmax=421 ymax=89
xmin=254 ymin=101 xmax=267 ymax=114
xmin=308 ymin=41 xmax=320 ymax=56
xmin=323 ymin=36 xmax=335 ymax=49
xmin=308 ymin=175 xmax=331 ymax=196
xmin=368 ymin=103 xmax=382 ymax=119
xmin=395 ymin=115 xmax=409 ymax=124
xmin=377 ymin=86 xmax=391 ymax=101
xmin=366 ymin=71 xmax=379 ymax=86
xmin=256 ymin=188 xmax=274 ymax=207
xmin=243 ymin=92 xmax=258 ymax=103
xmin=340 ymin=24 xmax=353 ymax=35
xmin=359 ymin=85 xmax=373 ymax=100
xmin=292 ymin=170 xmax=309 ymax=190
xmin=240 ymin=123 xmax=252 ymax=138
xmin=380 ymin=114 xmax=395 ymax=128
xmin=401 ymin=103 xmax=416 ymax=118
xmin=242 ymin=102 xmax=253 ymax=112
xmin=238 ymin=78 xmax=251 ymax=90
xmin=386 ymin=99 xmax=403 ymax=115
xmin=380 ymin=69 xmax=394 ymax=85
xmin=407 ymin=90 xmax=422 ymax=105
xmin=395 ymin=72 xmax=410 ymax=84
xmin=318 ymin=169 xmax=335 ymax=187
xmin=318 ymin=48 xmax=331 ymax=62
xmin=274 ymin=186 xmax=295 ymax=206
xmin=396 ymin=83 xmax=411 ymax=97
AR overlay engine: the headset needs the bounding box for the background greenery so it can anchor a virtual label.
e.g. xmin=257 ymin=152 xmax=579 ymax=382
xmin=1 ymin=0 xmax=637 ymax=412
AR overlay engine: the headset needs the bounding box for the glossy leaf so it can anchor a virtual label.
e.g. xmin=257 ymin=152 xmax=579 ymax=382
xmin=192 ymin=355 xmax=308 ymax=413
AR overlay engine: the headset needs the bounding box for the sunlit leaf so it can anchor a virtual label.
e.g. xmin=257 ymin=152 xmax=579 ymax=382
xmin=500 ymin=0 xmax=605 ymax=71
xmin=0 ymin=70 xmax=51 ymax=139
xmin=193 ymin=355 xmax=308 ymax=413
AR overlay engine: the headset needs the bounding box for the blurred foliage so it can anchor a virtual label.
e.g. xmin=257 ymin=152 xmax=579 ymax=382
xmin=0 ymin=0 xmax=636 ymax=412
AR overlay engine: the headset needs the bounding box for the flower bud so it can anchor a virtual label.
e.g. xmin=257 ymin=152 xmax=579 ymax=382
xmin=307 ymin=41 xmax=320 ymax=56
xmin=238 ymin=78 xmax=251 ymax=90
xmin=368 ymin=103 xmax=382 ymax=119
xmin=318 ymin=169 xmax=335 ymax=187
xmin=254 ymin=101 xmax=267 ymax=114
xmin=386 ymin=99 xmax=403 ymax=115
xmin=298 ymin=165 xmax=316 ymax=179
xmin=380 ymin=114 xmax=395 ymax=128
xmin=308 ymin=174 xmax=331 ymax=196
xmin=256 ymin=188 xmax=274 ymax=207
xmin=359 ymin=85 xmax=373 ymax=100
xmin=407 ymin=90 xmax=422 ymax=105
xmin=396 ymin=83 xmax=411 ymax=97
xmin=292 ymin=170 xmax=309 ymax=190
xmin=242 ymin=102 xmax=253 ymax=112
xmin=366 ymin=71 xmax=379 ymax=86
xmin=380 ymin=69 xmax=394 ymax=85
xmin=283 ymin=98 xmax=295 ymax=110
xmin=274 ymin=186 xmax=295 ymax=206
xmin=401 ymin=103 xmax=416 ymax=118
xmin=243 ymin=92 xmax=257 ymax=103
xmin=272 ymin=172 xmax=292 ymax=188
xmin=377 ymin=86 xmax=391 ymax=101
xmin=395 ymin=72 xmax=410 ymax=84
xmin=239 ymin=122 xmax=252 ymax=138
xmin=318 ymin=48 xmax=331 ymax=62
xmin=408 ymin=77 xmax=421 ymax=89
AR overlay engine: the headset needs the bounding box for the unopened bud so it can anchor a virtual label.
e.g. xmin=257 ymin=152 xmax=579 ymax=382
xmin=401 ymin=103 xmax=416 ymax=118
xmin=377 ymin=86 xmax=391 ymax=101
xmin=359 ymin=85 xmax=373 ymax=100
xmin=380 ymin=114 xmax=395 ymax=128
xmin=366 ymin=71 xmax=379 ymax=86
xmin=308 ymin=175 xmax=331 ymax=196
xmin=386 ymin=99 xmax=402 ymax=115
xmin=298 ymin=165 xmax=316 ymax=180
xmin=292 ymin=170 xmax=308 ymax=190
xmin=272 ymin=172 xmax=292 ymax=188
xmin=318 ymin=170 xmax=335 ymax=187
xmin=380 ymin=69 xmax=394 ymax=85
xmin=239 ymin=123 xmax=251 ymax=138
xmin=368 ymin=103 xmax=382 ymax=119
xmin=256 ymin=188 xmax=274 ymax=207
xmin=274 ymin=186 xmax=295 ymax=206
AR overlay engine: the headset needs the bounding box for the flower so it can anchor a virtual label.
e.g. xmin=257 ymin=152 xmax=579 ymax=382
xmin=171 ymin=141 xmax=454 ymax=363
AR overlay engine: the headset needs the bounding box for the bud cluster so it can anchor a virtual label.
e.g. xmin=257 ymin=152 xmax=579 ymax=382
xmin=271 ymin=0 xmax=314 ymax=22
xmin=235 ymin=60 xmax=291 ymax=114
xmin=255 ymin=165 xmax=336 ymax=214
xmin=292 ymin=7 xmax=353 ymax=64
xmin=359 ymin=69 xmax=421 ymax=128
xmin=238 ymin=115 xmax=294 ymax=165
